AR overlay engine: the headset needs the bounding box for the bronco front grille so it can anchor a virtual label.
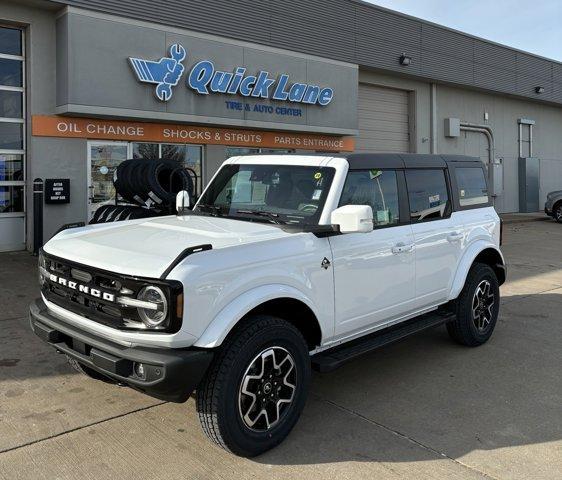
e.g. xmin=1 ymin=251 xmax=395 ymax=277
xmin=40 ymin=251 xmax=182 ymax=332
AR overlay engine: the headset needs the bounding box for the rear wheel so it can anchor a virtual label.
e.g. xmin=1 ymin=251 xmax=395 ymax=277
xmin=447 ymin=263 xmax=500 ymax=346
xmin=196 ymin=315 xmax=311 ymax=457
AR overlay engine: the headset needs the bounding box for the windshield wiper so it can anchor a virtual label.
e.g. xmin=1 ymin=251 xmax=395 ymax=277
xmin=196 ymin=204 xmax=223 ymax=216
xmin=236 ymin=209 xmax=287 ymax=225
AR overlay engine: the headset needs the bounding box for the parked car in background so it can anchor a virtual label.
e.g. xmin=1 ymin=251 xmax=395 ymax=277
xmin=545 ymin=190 xmax=562 ymax=223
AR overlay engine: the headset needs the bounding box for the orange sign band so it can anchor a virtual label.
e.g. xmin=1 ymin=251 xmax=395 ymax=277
xmin=32 ymin=115 xmax=355 ymax=152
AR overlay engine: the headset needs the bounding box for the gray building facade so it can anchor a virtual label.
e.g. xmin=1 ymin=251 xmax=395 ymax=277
xmin=1 ymin=0 xmax=561 ymax=251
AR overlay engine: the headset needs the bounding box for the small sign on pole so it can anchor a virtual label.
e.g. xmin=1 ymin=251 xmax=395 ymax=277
xmin=45 ymin=179 xmax=70 ymax=204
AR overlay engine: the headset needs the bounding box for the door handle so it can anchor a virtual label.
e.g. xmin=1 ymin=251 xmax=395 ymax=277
xmin=447 ymin=232 xmax=464 ymax=242
xmin=392 ymin=243 xmax=414 ymax=254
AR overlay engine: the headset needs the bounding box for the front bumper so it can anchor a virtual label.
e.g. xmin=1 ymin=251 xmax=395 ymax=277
xmin=30 ymin=299 xmax=213 ymax=402
xmin=545 ymin=205 xmax=553 ymax=216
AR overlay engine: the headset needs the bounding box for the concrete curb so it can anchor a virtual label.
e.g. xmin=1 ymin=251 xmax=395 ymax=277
xmin=500 ymin=213 xmax=551 ymax=225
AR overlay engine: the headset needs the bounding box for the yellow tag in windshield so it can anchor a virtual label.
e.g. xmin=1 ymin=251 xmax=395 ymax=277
xmin=314 ymin=172 xmax=322 ymax=180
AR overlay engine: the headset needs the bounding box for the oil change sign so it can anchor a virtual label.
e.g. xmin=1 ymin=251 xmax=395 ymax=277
xmin=129 ymin=44 xmax=334 ymax=106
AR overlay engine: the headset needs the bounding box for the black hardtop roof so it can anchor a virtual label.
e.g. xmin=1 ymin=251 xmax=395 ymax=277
xmin=342 ymin=153 xmax=482 ymax=169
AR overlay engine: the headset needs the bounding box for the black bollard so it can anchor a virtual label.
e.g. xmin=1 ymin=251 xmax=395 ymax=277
xmin=33 ymin=178 xmax=44 ymax=255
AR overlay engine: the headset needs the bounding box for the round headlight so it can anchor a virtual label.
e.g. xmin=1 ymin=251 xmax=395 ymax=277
xmin=137 ymin=286 xmax=168 ymax=327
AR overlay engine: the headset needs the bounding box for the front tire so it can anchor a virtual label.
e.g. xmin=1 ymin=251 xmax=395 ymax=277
xmin=196 ymin=315 xmax=311 ymax=457
xmin=447 ymin=263 xmax=500 ymax=346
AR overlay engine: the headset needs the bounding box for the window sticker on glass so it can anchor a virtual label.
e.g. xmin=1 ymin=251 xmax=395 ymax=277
xmin=314 ymin=172 xmax=322 ymax=180
xmin=311 ymin=189 xmax=322 ymax=201
xmin=369 ymin=169 xmax=382 ymax=179
xmin=376 ymin=209 xmax=390 ymax=223
xmin=429 ymin=194 xmax=440 ymax=207
xmin=460 ymin=189 xmax=466 ymax=197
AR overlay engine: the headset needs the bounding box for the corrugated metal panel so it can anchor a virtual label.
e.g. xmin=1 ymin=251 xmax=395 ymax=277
xmin=517 ymin=74 xmax=555 ymax=102
xmin=517 ymin=52 xmax=553 ymax=80
xmin=474 ymin=42 xmax=516 ymax=71
xmin=421 ymin=53 xmax=474 ymax=84
xmin=356 ymin=34 xmax=422 ymax=76
xmin=269 ymin=14 xmax=355 ymax=62
xmin=53 ymin=0 xmax=562 ymax=106
xmin=270 ymin=0 xmax=356 ymax=31
xmin=421 ymin=24 xmax=474 ymax=59
xmin=474 ymin=63 xmax=517 ymax=94
xmin=356 ymin=3 xmax=421 ymax=42
xmin=357 ymin=84 xmax=410 ymax=153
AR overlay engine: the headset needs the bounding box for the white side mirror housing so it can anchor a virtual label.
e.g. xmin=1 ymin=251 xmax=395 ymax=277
xmin=176 ymin=190 xmax=191 ymax=213
xmin=331 ymin=205 xmax=373 ymax=233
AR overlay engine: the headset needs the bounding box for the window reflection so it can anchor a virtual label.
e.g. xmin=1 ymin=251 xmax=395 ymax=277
xmin=132 ymin=143 xmax=159 ymax=159
xmin=0 ymin=90 xmax=22 ymax=118
xmin=0 ymin=185 xmax=23 ymax=213
xmin=0 ymin=58 xmax=22 ymax=87
xmin=0 ymin=27 xmax=21 ymax=56
xmin=0 ymin=154 xmax=23 ymax=181
xmin=0 ymin=122 xmax=22 ymax=149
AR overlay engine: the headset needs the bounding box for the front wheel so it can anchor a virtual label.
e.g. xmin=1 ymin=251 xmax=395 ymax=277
xmin=196 ymin=315 xmax=311 ymax=457
xmin=447 ymin=263 xmax=500 ymax=346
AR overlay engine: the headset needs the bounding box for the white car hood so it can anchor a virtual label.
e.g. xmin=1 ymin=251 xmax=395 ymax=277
xmin=43 ymin=215 xmax=291 ymax=278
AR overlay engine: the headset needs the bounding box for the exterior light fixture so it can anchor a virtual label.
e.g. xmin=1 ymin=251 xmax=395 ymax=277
xmin=399 ymin=53 xmax=411 ymax=66
xmin=535 ymin=86 xmax=545 ymax=94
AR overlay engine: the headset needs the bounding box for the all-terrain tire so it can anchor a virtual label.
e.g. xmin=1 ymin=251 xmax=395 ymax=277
xmin=447 ymin=263 xmax=500 ymax=346
xmin=196 ymin=315 xmax=311 ymax=457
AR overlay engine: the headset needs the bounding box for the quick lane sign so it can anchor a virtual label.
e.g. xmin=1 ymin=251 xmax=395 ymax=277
xmin=129 ymin=44 xmax=334 ymax=106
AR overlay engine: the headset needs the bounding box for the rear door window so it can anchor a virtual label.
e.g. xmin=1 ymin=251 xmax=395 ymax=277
xmin=339 ymin=169 xmax=400 ymax=227
xmin=455 ymin=167 xmax=489 ymax=206
xmin=405 ymin=169 xmax=450 ymax=221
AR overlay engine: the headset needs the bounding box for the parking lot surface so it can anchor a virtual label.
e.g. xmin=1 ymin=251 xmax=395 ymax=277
xmin=1 ymin=216 xmax=561 ymax=480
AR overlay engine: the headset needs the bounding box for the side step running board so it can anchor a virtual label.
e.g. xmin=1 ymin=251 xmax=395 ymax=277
xmin=311 ymin=311 xmax=455 ymax=373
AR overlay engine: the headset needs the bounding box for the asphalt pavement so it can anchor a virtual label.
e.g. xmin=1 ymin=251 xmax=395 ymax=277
xmin=0 ymin=214 xmax=560 ymax=479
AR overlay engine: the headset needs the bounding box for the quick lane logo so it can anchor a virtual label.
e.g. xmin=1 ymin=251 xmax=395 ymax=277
xmin=129 ymin=44 xmax=334 ymax=106
xmin=129 ymin=44 xmax=186 ymax=101
xmin=47 ymin=272 xmax=116 ymax=302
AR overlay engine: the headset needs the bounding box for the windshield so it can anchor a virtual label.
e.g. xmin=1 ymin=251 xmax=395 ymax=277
xmin=195 ymin=164 xmax=336 ymax=225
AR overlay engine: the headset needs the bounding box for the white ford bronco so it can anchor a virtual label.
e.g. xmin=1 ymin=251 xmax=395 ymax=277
xmin=31 ymin=153 xmax=505 ymax=456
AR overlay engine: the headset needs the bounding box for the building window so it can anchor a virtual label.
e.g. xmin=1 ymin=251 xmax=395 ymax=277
xmin=131 ymin=142 xmax=203 ymax=194
xmin=88 ymin=142 xmax=203 ymax=220
xmin=0 ymin=26 xmax=25 ymax=217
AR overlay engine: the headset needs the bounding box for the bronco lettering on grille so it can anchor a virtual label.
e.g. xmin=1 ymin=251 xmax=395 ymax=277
xmin=48 ymin=273 xmax=116 ymax=302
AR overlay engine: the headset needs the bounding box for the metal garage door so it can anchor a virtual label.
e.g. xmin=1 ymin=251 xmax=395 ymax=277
xmin=356 ymin=84 xmax=411 ymax=153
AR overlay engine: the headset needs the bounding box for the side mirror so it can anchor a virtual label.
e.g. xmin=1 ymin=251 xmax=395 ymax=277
xmin=331 ymin=205 xmax=373 ymax=233
xmin=176 ymin=190 xmax=191 ymax=213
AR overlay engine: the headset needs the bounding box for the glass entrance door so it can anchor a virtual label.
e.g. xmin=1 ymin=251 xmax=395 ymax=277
xmin=0 ymin=25 xmax=25 ymax=251
xmin=87 ymin=141 xmax=128 ymax=221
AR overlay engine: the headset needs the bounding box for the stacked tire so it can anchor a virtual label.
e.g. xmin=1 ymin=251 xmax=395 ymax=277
xmin=89 ymin=204 xmax=159 ymax=224
xmin=91 ymin=158 xmax=195 ymax=225
xmin=113 ymin=158 xmax=194 ymax=209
